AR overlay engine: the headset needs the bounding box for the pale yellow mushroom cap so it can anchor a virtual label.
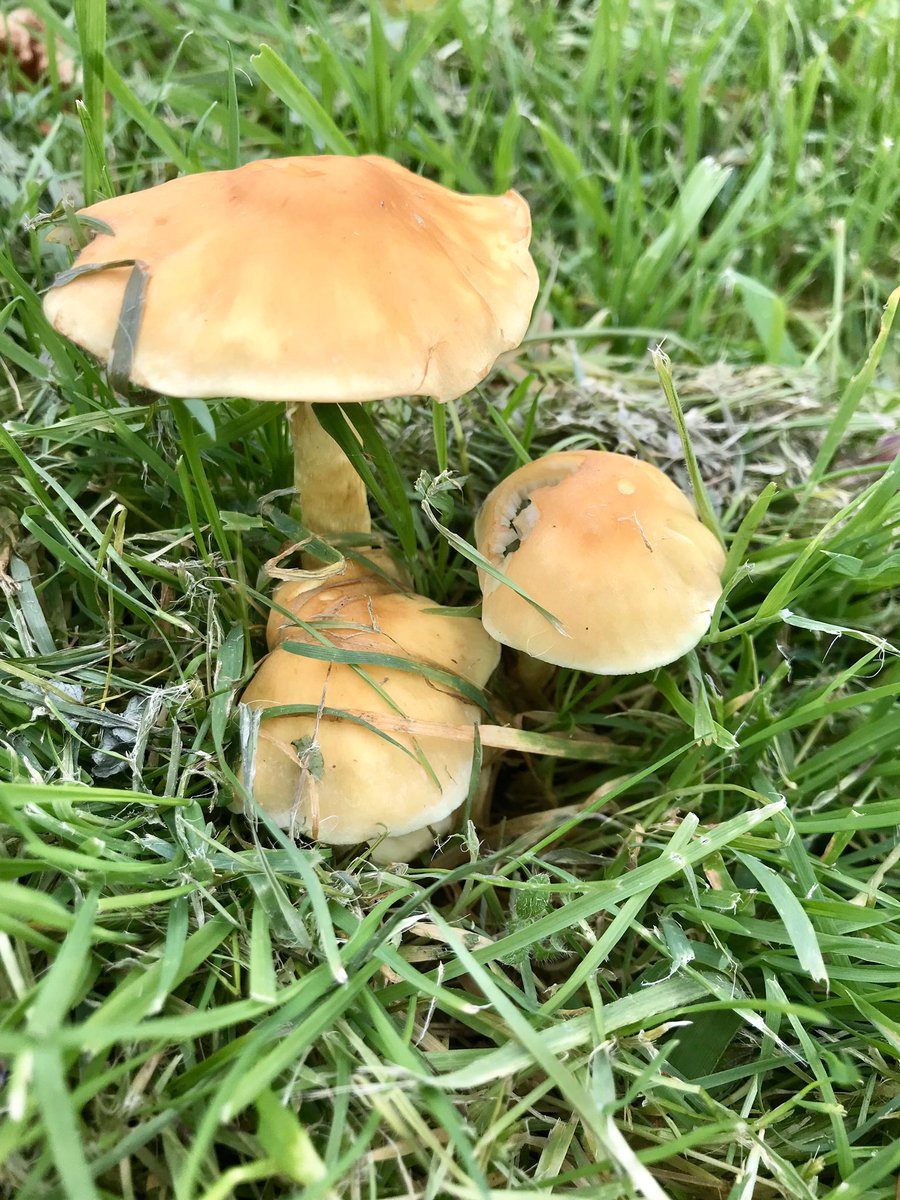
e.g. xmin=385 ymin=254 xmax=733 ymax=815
xmin=238 ymin=570 xmax=500 ymax=860
xmin=43 ymin=155 xmax=539 ymax=402
xmin=475 ymin=450 xmax=725 ymax=674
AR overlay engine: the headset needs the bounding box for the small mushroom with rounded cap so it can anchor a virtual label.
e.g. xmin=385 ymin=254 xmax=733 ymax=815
xmin=43 ymin=154 xmax=539 ymax=540
xmin=237 ymin=557 xmax=500 ymax=862
xmin=474 ymin=450 xmax=725 ymax=674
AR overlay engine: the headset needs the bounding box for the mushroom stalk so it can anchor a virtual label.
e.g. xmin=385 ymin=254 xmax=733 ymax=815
xmin=288 ymin=402 xmax=371 ymax=539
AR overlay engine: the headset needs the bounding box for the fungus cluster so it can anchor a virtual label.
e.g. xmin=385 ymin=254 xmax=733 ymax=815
xmin=45 ymin=152 xmax=725 ymax=863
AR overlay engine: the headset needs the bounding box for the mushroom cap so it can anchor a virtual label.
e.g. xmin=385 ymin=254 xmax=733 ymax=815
xmin=43 ymin=155 xmax=538 ymax=403
xmin=266 ymin=551 xmax=408 ymax=649
xmin=475 ymin=450 xmax=725 ymax=674
xmin=239 ymin=576 xmax=500 ymax=851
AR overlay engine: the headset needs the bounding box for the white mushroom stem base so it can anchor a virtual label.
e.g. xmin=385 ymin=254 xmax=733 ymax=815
xmin=288 ymin=402 xmax=371 ymax=539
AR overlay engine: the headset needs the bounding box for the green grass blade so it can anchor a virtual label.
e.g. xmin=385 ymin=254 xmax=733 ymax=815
xmin=73 ymin=0 xmax=107 ymax=204
xmin=251 ymin=45 xmax=354 ymax=155
xmin=31 ymin=1046 xmax=101 ymax=1200
xmin=808 ymin=284 xmax=900 ymax=487
xmin=734 ymin=852 xmax=828 ymax=985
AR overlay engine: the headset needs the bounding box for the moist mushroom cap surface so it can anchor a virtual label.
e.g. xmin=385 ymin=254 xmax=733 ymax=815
xmin=43 ymin=155 xmax=538 ymax=403
xmin=475 ymin=450 xmax=725 ymax=674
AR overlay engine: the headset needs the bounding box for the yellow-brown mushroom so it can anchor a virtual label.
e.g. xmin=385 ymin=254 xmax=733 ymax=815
xmin=238 ymin=559 xmax=500 ymax=862
xmin=475 ymin=451 xmax=725 ymax=674
xmin=43 ymin=155 xmax=539 ymax=539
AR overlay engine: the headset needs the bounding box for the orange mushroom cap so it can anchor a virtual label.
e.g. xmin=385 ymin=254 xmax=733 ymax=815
xmin=475 ymin=450 xmax=725 ymax=674
xmin=238 ymin=561 xmax=500 ymax=860
xmin=43 ymin=155 xmax=539 ymax=403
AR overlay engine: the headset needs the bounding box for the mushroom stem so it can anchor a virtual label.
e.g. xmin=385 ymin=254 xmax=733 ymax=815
xmin=288 ymin=402 xmax=372 ymax=539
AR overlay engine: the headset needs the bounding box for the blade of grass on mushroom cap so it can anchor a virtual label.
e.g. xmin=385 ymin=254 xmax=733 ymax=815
xmin=37 ymin=208 xmax=115 ymax=243
xmin=278 ymin=639 xmax=496 ymax=718
xmin=416 ymin=470 xmax=565 ymax=634
xmin=108 ymin=262 xmax=150 ymax=394
xmin=256 ymin=704 xmax=422 ymax=760
xmin=259 ymin=704 xmax=634 ymax=763
xmin=48 ymin=258 xmax=149 ymax=291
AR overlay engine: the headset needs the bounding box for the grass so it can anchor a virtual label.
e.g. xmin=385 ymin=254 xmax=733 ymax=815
xmin=1 ymin=0 xmax=899 ymax=1197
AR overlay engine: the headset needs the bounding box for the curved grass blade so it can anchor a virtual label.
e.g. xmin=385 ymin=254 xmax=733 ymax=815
xmin=279 ymin=639 xmax=495 ymax=717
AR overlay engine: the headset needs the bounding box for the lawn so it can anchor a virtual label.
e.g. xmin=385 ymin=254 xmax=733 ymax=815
xmin=1 ymin=1 xmax=899 ymax=1197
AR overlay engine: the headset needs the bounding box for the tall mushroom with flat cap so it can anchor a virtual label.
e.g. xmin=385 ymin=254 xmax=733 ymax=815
xmin=238 ymin=556 xmax=500 ymax=862
xmin=43 ymin=155 xmax=539 ymax=539
xmin=475 ymin=450 xmax=725 ymax=674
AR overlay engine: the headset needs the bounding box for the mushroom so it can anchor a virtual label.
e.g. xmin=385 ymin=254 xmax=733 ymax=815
xmin=474 ymin=450 xmax=725 ymax=674
xmin=238 ymin=556 xmax=500 ymax=862
xmin=43 ymin=155 xmax=539 ymax=540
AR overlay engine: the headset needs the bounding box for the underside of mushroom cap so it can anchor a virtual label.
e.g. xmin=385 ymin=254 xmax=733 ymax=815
xmin=43 ymin=155 xmax=539 ymax=403
xmin=475 ymin=450 xmax=725 ymax=674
